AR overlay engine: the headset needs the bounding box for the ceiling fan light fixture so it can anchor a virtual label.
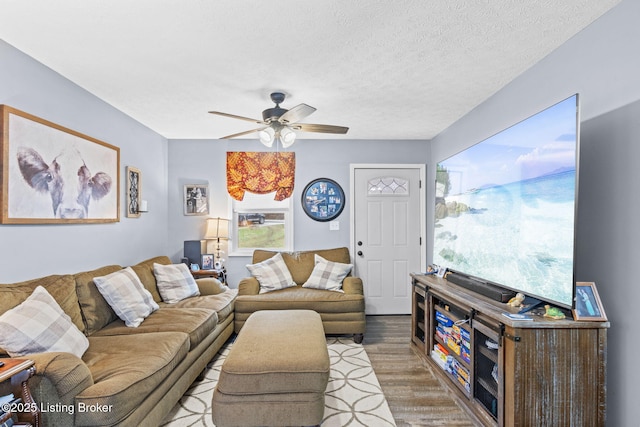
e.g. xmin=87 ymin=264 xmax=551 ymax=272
xmin=280 ymin=127 xmax=296 ymax=148
xmin=210 ymin=92 xmax=348 ymax=143
xmin=258 ymin=127 xmax=275 ymax=147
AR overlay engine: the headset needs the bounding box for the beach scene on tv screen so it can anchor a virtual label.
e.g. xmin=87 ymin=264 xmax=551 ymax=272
xmin=433 ymin=95 xmax=577 ymax=307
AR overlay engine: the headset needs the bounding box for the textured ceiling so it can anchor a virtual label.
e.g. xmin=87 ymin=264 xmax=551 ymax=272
xmin=0 ymin=1 xmax=620 ymax=140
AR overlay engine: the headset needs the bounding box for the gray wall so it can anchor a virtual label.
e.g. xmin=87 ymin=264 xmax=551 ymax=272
xmin=428 ymin=0 xmax=640 ymax=424
xmin=0 ymin=40 xmax=169 ymax=282
xmin=578 ymin=102 xmax=639 ymax=427
xmin=167 ymin=138 xmax=428 ymax=286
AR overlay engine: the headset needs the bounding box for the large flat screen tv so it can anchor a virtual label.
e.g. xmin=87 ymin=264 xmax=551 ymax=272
xmin=433 ymin=94 xmax=579 ymax=309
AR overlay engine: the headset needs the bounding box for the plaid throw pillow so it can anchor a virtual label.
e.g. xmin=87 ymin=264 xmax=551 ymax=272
xmin=94 ymin=267 xmax=159 ymax=327
xmin=0 ymin=286 xmax=89 ymax=358
xmin=246 ymin=252 xmax=296 ymax=294
xmin=302 ymin=254 xmax=353 ymax=292
xmin=153 ymin=263 xmax=200 ymax=303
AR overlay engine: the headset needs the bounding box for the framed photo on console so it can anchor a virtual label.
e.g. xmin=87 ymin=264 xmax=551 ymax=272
xmin=573 ymin=282 xmax=607 ymax=321
xmin=201 ymin=254 xmax=214 ymax=270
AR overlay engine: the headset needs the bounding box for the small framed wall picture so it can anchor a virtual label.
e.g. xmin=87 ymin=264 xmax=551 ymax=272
xmin=184 ymin=184 xmax=209 ymax=215
xmin=126 ymin=166 xmax=141 ymax=218
xmin=201 ymin=254 xmax=214 ymax=270
xmin=301 ymin=178 xmax=345 ymax=222
xmin=573 ymin=282 xmax=607 ymax=321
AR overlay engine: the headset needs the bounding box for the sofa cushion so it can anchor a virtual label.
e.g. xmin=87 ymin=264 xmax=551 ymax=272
xmin=247 ymin=252 xmax=296 ymax=294
xmin=0 ymin=286 xmax=89 ymax=358
xmin=253 ymin=247 xmax=352 ymax=285
xmin=77 ymin=332 xmax=189 ymax=426
xmin=160 ymin=288 xmax=237 ymax=324
xmin=93 ymin=267 xmax=159 ymax=328
xmin=302 ymin=254 xmax=352 ymax=292
xmin=130 ymin=256 xmax=172 ymax=303
xmin=235 ymin=287 xmax=365 ymax=314
xmin=91 ymin=307 xmax=217 ymax=351
xmin=195 ymin=277 xmax=227 ymax=295
xmin=0 ymin=274 xmax=84 ymax=333
xmin=74 ymin=265 xmax=123 ymax=336
xmin=153 ymin=263 xmax=200 ymax=303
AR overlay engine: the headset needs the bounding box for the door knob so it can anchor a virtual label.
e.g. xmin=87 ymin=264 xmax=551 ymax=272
xmin=357 ymin=241 xmax=363 ymax=246
xmin=357 ymin=251 xmax=363 ymax=256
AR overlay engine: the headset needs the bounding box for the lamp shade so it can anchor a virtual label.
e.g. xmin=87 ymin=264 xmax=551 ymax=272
xmin=258 ymin=127 xmax=275 ymax=147
xmin=280 ymin=127 xmax=296 ymax=148
xmin=204 ymin=217 xmax=229 ymax=240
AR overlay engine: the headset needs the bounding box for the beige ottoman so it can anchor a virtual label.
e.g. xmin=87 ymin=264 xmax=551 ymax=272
xmin=211 ymin=310 xmax=330 ymax=427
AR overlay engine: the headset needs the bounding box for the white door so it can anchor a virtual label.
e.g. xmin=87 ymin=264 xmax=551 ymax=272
xmin=351 ymin=165 xmax=425 ymax=314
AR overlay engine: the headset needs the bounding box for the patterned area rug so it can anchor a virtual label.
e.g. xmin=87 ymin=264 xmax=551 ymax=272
xmin=161 ymin=337 xmax=396 ymax=426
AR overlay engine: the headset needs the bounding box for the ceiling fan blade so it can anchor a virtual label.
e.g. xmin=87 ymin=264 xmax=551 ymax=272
xmin=278 ymin=103 xmax=316 ymax=124
xmin=294 ymin=123 xmax=349 ymax=134
xmin=209 ymin=111 xmax=265 ymax=124
xmin=220 ymin=128 xmax=265 ymax=139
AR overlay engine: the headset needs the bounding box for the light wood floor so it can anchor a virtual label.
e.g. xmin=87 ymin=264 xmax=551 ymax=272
xmin=363 ymin=315 xmax=477 ymax=427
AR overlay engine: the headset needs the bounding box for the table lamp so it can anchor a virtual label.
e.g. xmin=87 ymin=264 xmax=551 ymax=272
xmin=204 ymin=217 xmax=229 ymax=267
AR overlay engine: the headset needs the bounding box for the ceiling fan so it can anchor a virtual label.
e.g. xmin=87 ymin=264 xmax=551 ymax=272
xmin=208 ymin=92 xmax=349 ymax=148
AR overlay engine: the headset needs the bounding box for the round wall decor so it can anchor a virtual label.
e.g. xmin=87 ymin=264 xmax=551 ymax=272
xmin=301 ymin=178 xmax=345 ymax=222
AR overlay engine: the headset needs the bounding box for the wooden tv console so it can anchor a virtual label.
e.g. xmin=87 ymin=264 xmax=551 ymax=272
xmin=411 ymin=273 xmax=608 ymax=427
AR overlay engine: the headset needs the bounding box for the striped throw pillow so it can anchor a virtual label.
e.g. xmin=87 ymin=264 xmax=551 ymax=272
xmin=302 ymin=254 xmax=353 ymax=292
xmin=94 ymin=267 xmax=159 ymax=327
xmin=153 ymin=263 xmax=200 ymax=303
xmin=246 ymin=252 xmax=296 ymax=294
xmin=0 ymin=286 xmax=89 ymax=358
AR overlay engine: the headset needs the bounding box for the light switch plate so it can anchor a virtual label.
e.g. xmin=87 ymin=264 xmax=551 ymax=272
xmin=329 ymin=221 xmax=340 ymax=231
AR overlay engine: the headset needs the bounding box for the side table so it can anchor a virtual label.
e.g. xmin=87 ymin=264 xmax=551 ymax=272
xmin=191 ymin=268 xmax=226 ymax=284
xmin=191 ymin=269 xmax=219 ymax=280
xmin=0 ymin=359 xmax=39 ymax=427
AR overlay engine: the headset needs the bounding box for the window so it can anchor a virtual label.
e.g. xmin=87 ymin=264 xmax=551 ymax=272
xmin=367 ymin=176 xmax=409 ymax=195
xmin=229 ymin=192 xmax=293 ymax=256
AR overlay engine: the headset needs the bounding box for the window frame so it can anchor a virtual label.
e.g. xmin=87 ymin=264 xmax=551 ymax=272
xmin=228 ymin=192 xmax=294 ymax=257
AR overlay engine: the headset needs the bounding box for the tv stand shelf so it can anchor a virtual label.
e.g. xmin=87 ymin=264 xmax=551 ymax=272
xmin=411 ymin=273 xmax=609 ymax=427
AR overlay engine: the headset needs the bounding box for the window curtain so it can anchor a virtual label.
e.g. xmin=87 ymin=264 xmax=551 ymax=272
xmin=227 ymin=152 xmax=295 ymax=201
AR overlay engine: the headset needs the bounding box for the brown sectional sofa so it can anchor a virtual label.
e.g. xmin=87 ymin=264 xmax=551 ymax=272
xmin=235 ymin=247 xmax=366 ymax=342
xmin=0 ymin=255 xmax=237 ymax=427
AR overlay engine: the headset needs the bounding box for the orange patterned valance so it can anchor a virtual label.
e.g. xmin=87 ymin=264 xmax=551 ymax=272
xmin=227 ymin=152 xmax=295 ymax=201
